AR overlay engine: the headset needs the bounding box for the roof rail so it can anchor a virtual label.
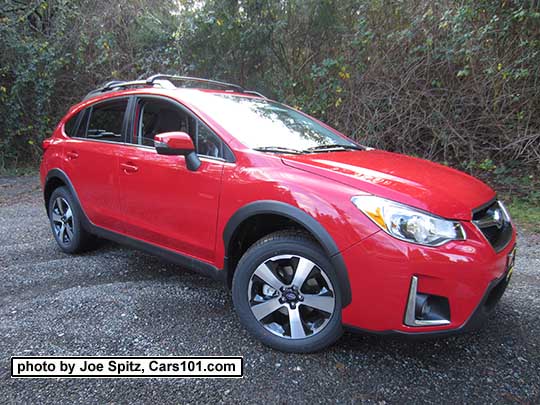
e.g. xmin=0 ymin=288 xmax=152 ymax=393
xmin=146 ymin=74 xmax=246 ymax=93
xmin=243 ymin=90 xmax=267 ymax=98
xmin=83 ymin=80 xmax=151 ymax=100
xmin=83 ymin=74 xmax=266 ymax=101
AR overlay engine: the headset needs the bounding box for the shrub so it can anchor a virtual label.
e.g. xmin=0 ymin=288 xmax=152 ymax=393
xmin=1 ymin=0 xmax=538 ymax=174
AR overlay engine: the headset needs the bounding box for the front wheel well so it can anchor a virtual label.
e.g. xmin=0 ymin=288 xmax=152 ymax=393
xmin=225 ymin=214 xmax=320 ymax=288
xmin=44 ymin=176 xmax=66 ymax=214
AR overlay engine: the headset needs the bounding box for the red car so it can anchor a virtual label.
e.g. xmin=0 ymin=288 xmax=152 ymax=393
xmin=40 ymin=74 xmax=516 ymax=352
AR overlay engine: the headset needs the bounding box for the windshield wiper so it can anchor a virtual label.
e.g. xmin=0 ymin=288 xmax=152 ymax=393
xmin=253 ymin=146 xmax=304 ymax=154
xmin=306 ymin=144 xmax=363 ymax=152
xmin=254 ymin=144 xmax=363 ymax=155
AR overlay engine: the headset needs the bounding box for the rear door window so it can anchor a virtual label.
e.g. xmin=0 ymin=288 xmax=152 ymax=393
xmin=85 ymin=99 xmax=128 ymax=142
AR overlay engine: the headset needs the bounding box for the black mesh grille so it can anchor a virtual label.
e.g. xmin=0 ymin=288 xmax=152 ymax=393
xmin=473 ymin=200 xmax=513 ymax=252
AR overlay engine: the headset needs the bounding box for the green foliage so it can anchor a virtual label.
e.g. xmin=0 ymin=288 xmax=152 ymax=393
xmin=0 ymin=0 xmax=539 ymax=176
xmin=481 ymin=167 xmax=539 ymax=231
xmin=507 ymin=197 xmax=540 ymax=231
xmin=0 ymin=0 xmax=177 ymax=170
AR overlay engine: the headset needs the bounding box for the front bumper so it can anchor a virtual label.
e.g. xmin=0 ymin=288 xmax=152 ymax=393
xmin=340 ymin=220 xmax=516 ymax=335
xmin=345 ymin=264 xmax=513 ymax=337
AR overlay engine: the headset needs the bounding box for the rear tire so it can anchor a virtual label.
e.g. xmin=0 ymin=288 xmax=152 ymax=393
xmin=232 ymin=230 xmax=343 ymax=353
xmin=48 ymin=186 xmax=96 ymax=253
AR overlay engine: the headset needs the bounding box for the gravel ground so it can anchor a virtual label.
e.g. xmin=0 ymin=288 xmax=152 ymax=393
xmin=0 ymin=175 xmax=539 ymax=404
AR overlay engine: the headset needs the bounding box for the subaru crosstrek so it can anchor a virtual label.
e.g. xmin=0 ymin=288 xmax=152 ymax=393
xmin=40 ymin=74 xmax=517 ymax=352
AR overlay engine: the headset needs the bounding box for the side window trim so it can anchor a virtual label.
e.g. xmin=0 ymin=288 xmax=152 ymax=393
xmin=82 ymin=107 xmax=92 ymax=137
xmin=71 ymin=111 xmax=83 ymax=137
xmin=137 ymin=103 xmax=145 ymax=145
xmin=132 ymin=95 xmax=236 ymax=163
xmin=124 ymin=96 xmax=136 ymax=145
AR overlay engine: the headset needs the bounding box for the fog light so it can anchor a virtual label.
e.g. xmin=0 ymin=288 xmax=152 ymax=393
xmin=404 ymin=276 xmax=451 ymax=327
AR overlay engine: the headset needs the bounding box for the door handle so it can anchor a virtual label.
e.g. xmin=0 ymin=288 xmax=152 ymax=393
xmin=66 ymin=151 xmax=79 ymax=160
xmin=120 ymin=162 xmax=139 ymax=174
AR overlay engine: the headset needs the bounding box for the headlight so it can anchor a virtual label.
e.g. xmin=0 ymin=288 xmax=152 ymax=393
xmin=351 ymin=195 xmax=466 ymax=246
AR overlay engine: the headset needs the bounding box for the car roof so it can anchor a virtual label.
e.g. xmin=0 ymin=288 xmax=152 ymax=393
xmin=64 ymin=85 xmax=270 ymax=151
xmin=82 ymin=74 xmax=265 ymax=101
xmin=85 ymin=86 xmax=255 ymax=102
xmin=69 ymin=86 xmax=265 ymax=119
xmin=70 ymin=74 xmax=267 ymax=123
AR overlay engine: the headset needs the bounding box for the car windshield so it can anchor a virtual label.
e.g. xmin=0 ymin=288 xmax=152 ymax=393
xmin=185 ymin=92 xmax=358 ymax=152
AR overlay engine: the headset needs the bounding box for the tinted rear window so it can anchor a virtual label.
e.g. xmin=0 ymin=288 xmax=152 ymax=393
xmin=76 ymin=109 xmax=90 ymax=138
xmin=86 ymin=99 xmax=128 ymax=142
xmin=63 ymin=112 xmax=80 ymax=137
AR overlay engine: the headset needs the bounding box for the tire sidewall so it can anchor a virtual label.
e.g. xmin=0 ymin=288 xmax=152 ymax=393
xmin=232 ymin=236 xmax=343 ymax=353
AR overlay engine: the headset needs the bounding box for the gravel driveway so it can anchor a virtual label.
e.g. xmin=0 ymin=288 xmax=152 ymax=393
xmin=0 ymin=175 xmax=539 ymax=404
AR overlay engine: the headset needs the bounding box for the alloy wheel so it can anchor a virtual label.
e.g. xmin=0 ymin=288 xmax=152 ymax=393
xmin=248 ymin=254 xmax=336 ymax=339
xmin=51 ymin=197 xmax=74 ymax=245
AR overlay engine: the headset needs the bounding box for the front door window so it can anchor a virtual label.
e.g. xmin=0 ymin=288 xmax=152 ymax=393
xmin=133 ymin=98 xmax=233 ymax=160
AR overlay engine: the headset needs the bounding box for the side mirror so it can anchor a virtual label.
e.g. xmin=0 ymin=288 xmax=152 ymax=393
xmin=154 ymin=131 xmax=201 ymax=171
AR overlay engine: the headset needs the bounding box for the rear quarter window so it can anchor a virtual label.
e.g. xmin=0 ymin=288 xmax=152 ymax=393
xmin=63 ymin=112 xmax=80 ymax=137
xmin=62 ymin=109 xmax=90 ymax=138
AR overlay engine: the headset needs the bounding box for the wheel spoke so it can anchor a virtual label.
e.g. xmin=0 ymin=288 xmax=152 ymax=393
xmin=57 ymin=223 xmax=65 ymax=239
xmin=288 ymin=307 xmax=306 ymax=338
xmin=65 ymin=224 xmax=74 ymax=241
xmin=64 ymin=206 xmax=73 ymax=220
xmin=254 ymin=263 xmax=284 ymax=291
xmin=52 ymin=212 xmax=62 ymax=223
xmin=301 ymin=294 xmax=334 ymax=313
xmin=55 ymin=198 xmax=65 ymax=214
xmin=292 ymin=257 xmax=314 ymax=289
xmin=251 ymin=298 xmax=284 ymax=320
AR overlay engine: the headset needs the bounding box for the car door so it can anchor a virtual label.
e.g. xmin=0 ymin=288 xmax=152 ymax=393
xmin=116 ymin=96 xmax=231 ymax=263
xmin=62 ymin=97 xmax=129 ymax=231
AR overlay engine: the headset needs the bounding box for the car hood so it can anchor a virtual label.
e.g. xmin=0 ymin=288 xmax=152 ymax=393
xmin=281 ymin=150 xmax=495 ymax=221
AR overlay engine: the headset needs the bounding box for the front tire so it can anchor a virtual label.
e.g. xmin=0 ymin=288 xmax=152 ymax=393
xmin=232 ymin=230 xmax=343 ymax=353
xmin=48 ymin=186 xmax=95 ymax=254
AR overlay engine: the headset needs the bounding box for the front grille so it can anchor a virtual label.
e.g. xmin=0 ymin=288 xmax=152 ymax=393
xmin=472 ymin=200 xmax=513 ymax=252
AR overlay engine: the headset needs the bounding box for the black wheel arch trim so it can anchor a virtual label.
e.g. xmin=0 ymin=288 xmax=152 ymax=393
xmin=223 ymin=200 xmax=352 ymax=307
xmin=43 ymin=168 xmax=225 ymax=282
xmin=44 ymin=169 xmax=82 ymax=215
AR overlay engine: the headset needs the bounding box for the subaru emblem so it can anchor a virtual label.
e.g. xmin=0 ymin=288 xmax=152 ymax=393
xmin=492 ymin=209 xmax=503 ymax=228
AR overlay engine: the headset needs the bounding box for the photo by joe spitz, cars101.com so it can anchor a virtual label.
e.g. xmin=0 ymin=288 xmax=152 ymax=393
xmin=40 ymin=74 xmax=517 ymax=353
